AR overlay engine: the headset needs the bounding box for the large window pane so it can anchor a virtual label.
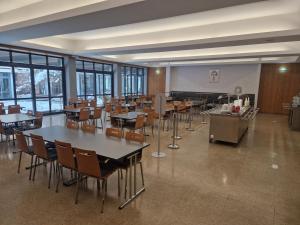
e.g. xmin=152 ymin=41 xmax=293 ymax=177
xmin=49 ymin=70 xmax=63 ymax=97
xmin=32 ymin=54 xmax=46 ymax=65
xmin=85 ymin=72 xmax=94 ymax=95
xmin=12 ymin=52 xmax=29 ymax=64
xmin=104 ymin=64 xmax=112 ymax=72
xmin=96 ymin=73 xmax=103 ymax=95
xmin=104 ymin=74 xmax=112 ymax=95
xmin=48 ymin=57 xmax=62 ymax=67
xmin=34 ymin=69 xmax=49 ymax=97
xmin=96 ymin=96 xmax=104 ymax=106
xmin=138 ymin=76 xmax=143 ymax=94
xmin=95 ymin=63 xmax=103 ymax=71
xmin=36 ymin=98 xmax=50 ymax=112
xmin=132 ymin=68 xmax=137 ymax=94
xmin=15 ymin=67 xmax=32 ymax=98
xmin=17 ymin=99 xmax=33 ymax=112
xmin=76 ymin=72 xmax=85 ymax=96
xmin=0 ymin=50 xmax=10 ymax=62
xmin=84 ymin=61 xmax=94 ymax=70
xmin=0 ymin=66 xmax=14 ymax=99
xmin=76 ymin=60 xmax=83 ymax=69
xmin=51 ymin=98 xmax=63 ymax=112
xmin=1 ymin=100 xmax=15 ymax=107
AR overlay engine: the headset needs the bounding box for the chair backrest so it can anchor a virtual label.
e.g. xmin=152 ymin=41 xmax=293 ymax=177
xmin=93 ymin=107 xmax=102 ymax=119
xmin=146 ymin=111 xmax=156 ymax=125
xmin=82 ymin=100 xmax=89 ymax=107
xmin=89 ymin=99 xmax=97 ymax=107
xmin=125 ymin=131 xmax=144 ymax=143
xmin=115 ymin=105 xmax=122 ymax=114
xmin=68 ymin=98 xmax=77 ymax=104
xmin=30 ymin=134 xmax=48 ymax=159
xmin=105 ymin=103 xmax=112 ymax=113
xmin=8 ymin=105 xmax=21 ymax=114
xmin=81 ymin=123 xmax=96 ymax=133
xmin=34 ymin=112 xmax=43 ymax=128
xmin=15 ymin=130 xmax=30 ymax=152
xmin=106 ymin=127 xmax=122 ymax=138
xmin=0 ymin=121 xmax=4 ymax=133
xmin=135 ymin=114 xmax=145 ymax=129
xmin=74 ymin=148 xmax=100 ymax=178
xmin=66 ymin=120 xmax=79 ymax=129
xmin=55 ymin=140 xmax=76 ymax=169
xmin=0 ymin=102 xmax=4 ymax=107
xmin=79 ymin=108 xmax=90 ymax=121
xmin=64 ymin=105 xmax=75 ymax=110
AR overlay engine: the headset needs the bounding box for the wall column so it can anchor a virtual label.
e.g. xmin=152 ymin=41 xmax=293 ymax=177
xmin=64 ymin=56 xmax=77 ymax=101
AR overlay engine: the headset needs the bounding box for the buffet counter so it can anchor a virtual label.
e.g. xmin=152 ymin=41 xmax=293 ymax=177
xmin=289 ymin=107 xmax=300 ymax=131
xmin=209 ymin=107 xmax=257 ymax=144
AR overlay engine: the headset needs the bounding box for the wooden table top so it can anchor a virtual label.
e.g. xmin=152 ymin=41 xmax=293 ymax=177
xmin=111 ymin=112 xmax=146 ymax=120
xmin=23 ymin=126 xmax=150 ymax=160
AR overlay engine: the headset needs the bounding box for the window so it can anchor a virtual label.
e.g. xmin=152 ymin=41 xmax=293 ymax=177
xmin=32 ymin=54 xmax=47 ymax=65
xmin=0 ymin=49 xmax=65 ymax=114
xmin=0 ymin=66 xmax=14 ymax=99
xmin=76 ymin=60 xmax=113 ymax=105
xmin=121 ymin=66 xmax=145 ymax=96
xmin=12 ymin=52 xmax=29 ymax=64
xmin=0 ymin=50 xmax=10 ymax=62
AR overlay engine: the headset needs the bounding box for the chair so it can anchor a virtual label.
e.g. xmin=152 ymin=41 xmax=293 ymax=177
xmin=15 ymin=130 xmax=35 ymax=180
xmin=90 ymin=107 xmax=103 ymax=129
xmin=0 ymin=121 xmax=14 ymax=142
xmin=145 ymin=111 xmax=156 ymax=136
xmin=66 ymin=120 xmax=79 ymax=129
xmin=82 ymin=100 xmax=89 ymax=107
xmin=0 ymin=103 xmax=5 ymax=115
xmin=81 ymin=123 xmax=96 ymax=133
xmin=76 ymin=108 xmax=90 ymax=126
xmin=74 ymin=148 xmax=117 ymax=213
xmin=33 ymin=112 xmax=43 ymax=129
xmin=8 ymin=105 xmax=21 ymax=114
xmin=64 ymin=105 xmax=76 ymax=123
xmin=125 ymin=114 xmax=145 ymax=135
xmin=30 ymin=134 xmax=57 ymax=189
xmin=106 ymin=127 xmax=122 ymax=138
xmin=90 ymin=99 xmax=97 ymax=107
xmin=104 ymin=103 xmax=112 ymax=121
xmin=54 ymin=140 xmax=77 ymax=193
xmin=119 ymin=131 xmax=145 ymax=199
xmin=114 ymin=105 xmax=122 ymax=114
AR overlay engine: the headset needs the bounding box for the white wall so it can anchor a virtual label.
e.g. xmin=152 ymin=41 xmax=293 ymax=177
xmin=170 ymin=64 xmax=261 ymax=107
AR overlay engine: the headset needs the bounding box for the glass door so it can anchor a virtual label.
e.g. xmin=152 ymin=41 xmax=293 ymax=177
xmin=14 ymin=67 xmax=33 ymax=112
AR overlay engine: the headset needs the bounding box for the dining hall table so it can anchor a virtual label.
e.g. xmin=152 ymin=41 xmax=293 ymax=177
xmin=23 ymin=125 xmax=150 ymax=209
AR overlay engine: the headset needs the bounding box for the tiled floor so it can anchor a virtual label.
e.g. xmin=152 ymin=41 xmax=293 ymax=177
xmin=0 ymin=113 xmax=299 ymax=225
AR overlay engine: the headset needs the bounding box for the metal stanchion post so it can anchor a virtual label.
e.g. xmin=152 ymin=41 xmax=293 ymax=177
xmin=168 ymin=112 xmax=179 ymax=149
xmin=186 ymin=105 xmax=194 ymax=131
xmin=201 ymin=110 xmax=208 ymax=124
xmin=174 ymin=110 xmax=182 ymax=140
xmin=152 ymin=95 xmax=166 ymax=158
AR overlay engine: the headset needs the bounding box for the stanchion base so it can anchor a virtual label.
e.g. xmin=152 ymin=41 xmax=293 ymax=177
xmin=186 ymin=128 xmax=195 ymax=131
xmin=152 ymin=152 xmax=166 ymax=158
xmin=168 ymin=144 xmax=179 ymax=149
xmin=174 ymin=136 xmax=182 ymax=140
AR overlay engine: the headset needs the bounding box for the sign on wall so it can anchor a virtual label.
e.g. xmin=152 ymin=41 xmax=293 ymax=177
xmin=209 ymin=69 xmax=220 ymax=83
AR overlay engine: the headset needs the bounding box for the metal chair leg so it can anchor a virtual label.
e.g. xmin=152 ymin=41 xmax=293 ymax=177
xmin=32 ymin=156 xmax=38 ymax=182
xmin=117 ymin=169 xmax=120 ymax=197
xmin=75 ymin=174 xmax=80 ymax=204
xmin=56 ymin=165 xmax=61 ymax=193
xmin=139 ymin=162 xmax=145 ymax=186
xmin=48 ymin=161 xmax=53 ymax=189
xmin=17 ymin=152 xmax=22 ymax=173
xmin=29 ymin=155 xmax=34 ymax=180
xmin=101 ymin=179 xmax=107 ymax=213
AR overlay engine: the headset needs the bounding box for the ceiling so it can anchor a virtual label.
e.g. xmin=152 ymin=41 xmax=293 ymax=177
xmin=0 ymin=0 xmax=300 ymax=66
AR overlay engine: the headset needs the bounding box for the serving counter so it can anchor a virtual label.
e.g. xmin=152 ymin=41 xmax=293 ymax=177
xmin=209 ymin=107 xmax=257 ymax=144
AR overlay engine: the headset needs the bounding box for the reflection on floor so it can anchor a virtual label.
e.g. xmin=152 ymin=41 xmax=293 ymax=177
xmin=0 ymin=113 xmax=299 ymax=225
